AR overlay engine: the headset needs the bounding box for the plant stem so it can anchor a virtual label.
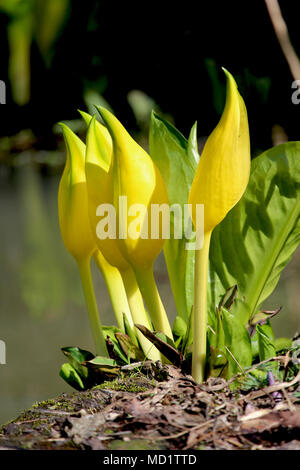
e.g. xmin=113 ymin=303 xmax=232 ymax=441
xmin=78 ymin=258 xmax=108 ymax=357
xmin=121 ymin=267 xmax=161 ymax=362
xmin=93 ymin=250 xmax=134 ymax=332
xmin=192 ymin=230 xmax=212 ymax=383
xmin=135 ymin=266 xmax=173 ymax=340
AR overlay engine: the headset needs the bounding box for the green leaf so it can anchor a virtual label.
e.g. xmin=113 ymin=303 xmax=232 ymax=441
xmin=209 ymin=348 xmax=228 ymax=378
xmin=123 ymin=313 xmax=139 ymax=347
xmin=218 ymin=285 xmax=238 ymax=311
xmin=238 ymin=368 xmax=269 ymax=392
xmin=155 ymin=331 xmax=177 ymax=349
xmin=61 ymin=346 xmax=95 ymax=363
xmin=275 ymin=337 xmax=292 ymax=351
xmin=221 ymin=307 xmax=252 ymax=377
xmin=172 ymin=316 xmax=187 ymax=338
xmin=181 ymin=307 xmax=194 ymax=356
xmin=59 ymin=363 xmax=85 ymax=391
xmin=208 ymin=142 xmax=300 ymax=325
xmin=102 ymin=325 xmax=128 ymax=363
xmin=149 ymin=112 xmax=197 ymax=321
xmin=172 ymin=316 xmax=187 ymax=350
xmin=61 ymin=346 xmax=94 ymax=379
xmin=256 ymin=323 xmax=276 ymax=361
xmin=87 ymin=356 xmax=119 ymax=367
xmin=208 ymin=309 xmax=228 ymax=378
xmin=85 ymin=356 xmax=120 ymax=376
xmin=115 ymin=332 xmax=145 ymax=362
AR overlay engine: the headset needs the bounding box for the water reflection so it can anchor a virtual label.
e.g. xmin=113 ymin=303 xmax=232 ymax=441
xmin=0 ymin=164 xmax=299 ymax=425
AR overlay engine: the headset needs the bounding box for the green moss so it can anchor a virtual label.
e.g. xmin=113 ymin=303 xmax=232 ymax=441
xmin=94 ymin=375 xmax=155 ymax=393
xmin=31 ymin=398 xmax=56 ymax=409
xmin=31 ymin=397 xmax=76 ymax=413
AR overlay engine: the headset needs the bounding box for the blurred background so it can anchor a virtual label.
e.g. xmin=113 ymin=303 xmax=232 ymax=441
xmin=1 ymin=0 xmax=300 ymax=424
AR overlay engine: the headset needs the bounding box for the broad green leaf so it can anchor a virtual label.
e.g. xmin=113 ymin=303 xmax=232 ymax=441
xmin=87 ymin=356 xmax=119 ymax=367
xmin=275 ymin=337 xmax=292 ymax=351
xmin=208 ymin=142 xmax=300 ymax=325
xmin=221 ymin=307 xmax=252 ymax=377
xmin=61 ymin=346 xmax=94 ymax=364
xmin=149 ymin=112 xmax=197 ymax=321
xmin=257 ymin=323 xmax=276 ymax=362
xmin=61 ymin=346 xmax=94 ymax=379
xmin=86 ymin=356 xmax=120 ymax=376
xmin=59 ymin=363 xmax=85 ymax=391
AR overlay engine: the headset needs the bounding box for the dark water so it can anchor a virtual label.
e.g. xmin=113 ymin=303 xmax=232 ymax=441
xmin=0 ymin=165 xmax=299 ymax=425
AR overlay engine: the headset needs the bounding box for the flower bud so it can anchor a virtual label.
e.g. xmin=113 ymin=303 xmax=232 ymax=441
xmin=85 ymin=107 xmax=169 ymax=271
xmin=58 ymin=123 xmax=95 ymax=262
xmin=188 ymin=69 xmax=250 ymax=233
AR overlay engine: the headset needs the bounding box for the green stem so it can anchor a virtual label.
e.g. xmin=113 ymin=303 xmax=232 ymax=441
xmin=192 ymin=231 xmax=212 ymax=383
xmin=78 ymin=258 xmax=108 ymax=357
xmin=93 ymin=250 xmax=134 ymax=332
xmin=134 ymin=266 xmax=173 ymax=340
xmin=121 ymin=267 xmax=161 ymax=362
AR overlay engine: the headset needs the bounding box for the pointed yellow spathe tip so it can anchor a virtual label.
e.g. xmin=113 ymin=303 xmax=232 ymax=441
xmin=59 ymin=122 xmax=86 ymax=185
xmin=78 ymin=109 xmax=93 ymax=126
xmin=188 ymin=68 xmax=250 ymax=233
xmin=80 ymin=108 xmax=112 ymax=147
xmin=58 ymin=124 xmax=96 ymax=262
xmin=86 ymin=114 xmax=112 ymax=172
xmin=95 ymin=105 xmax=132 ymax=151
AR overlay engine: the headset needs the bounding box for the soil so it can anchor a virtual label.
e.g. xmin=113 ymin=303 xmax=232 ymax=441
xmin=1 ymin=360 xmax=300 ymax=451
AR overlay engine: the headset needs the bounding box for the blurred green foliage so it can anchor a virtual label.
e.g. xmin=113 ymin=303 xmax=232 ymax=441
xmin=0 ymin=0 xmax=69 ymax=105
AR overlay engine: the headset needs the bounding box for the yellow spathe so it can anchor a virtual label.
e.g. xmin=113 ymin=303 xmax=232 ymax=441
xmin=85 ymin=106 xmax=169 ymax=271
xmin=58 ymin=123 xmax=96 ymax=262
xmin=188 ymin=68 xmax=250 ymax=233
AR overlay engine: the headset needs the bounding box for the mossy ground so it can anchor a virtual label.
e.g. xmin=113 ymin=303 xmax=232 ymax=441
xmin=1 ymin=363 xmax=300 ymax=450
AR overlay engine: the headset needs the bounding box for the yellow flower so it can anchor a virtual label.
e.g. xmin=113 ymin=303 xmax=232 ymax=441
xmin=58 ymin=123 xmax=107 ymax=356
xmin=188 ymin=68 xmax=250 ymax=232
xmin=58 ymin=123 xmax=95 ymax=262
xmin=58 ymin=120 xmax=135 ymax=338
xmin=85 ymin=108 xmax=173 ymax=342
xmin=188 ymin=69 xmax=251 ymax=383
xmin=86 ymin=106 xmax=169 ymax=270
